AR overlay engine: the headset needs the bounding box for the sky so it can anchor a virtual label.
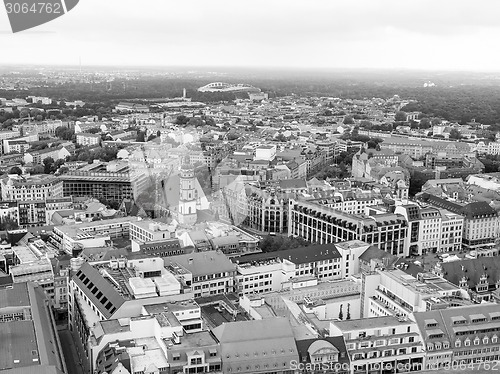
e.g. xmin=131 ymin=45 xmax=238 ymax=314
xmin=1 ymin=0 xmax=500 ymax=71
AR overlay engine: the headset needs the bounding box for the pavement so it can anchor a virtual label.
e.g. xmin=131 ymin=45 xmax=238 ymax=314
xmin=58 ymin=329 xmax=85 ymax=374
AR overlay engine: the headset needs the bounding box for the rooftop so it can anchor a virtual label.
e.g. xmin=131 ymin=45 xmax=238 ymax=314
xmin=164 ymin=251 xmax=236 ymax=277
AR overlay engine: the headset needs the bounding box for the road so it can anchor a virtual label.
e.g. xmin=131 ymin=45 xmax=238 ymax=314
xmin=58 ymin=329 xmax=85 ymax=374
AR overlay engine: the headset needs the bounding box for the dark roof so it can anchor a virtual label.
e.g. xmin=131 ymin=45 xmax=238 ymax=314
xmin=234 ymin=243 xmax=341 ymax=265
xmin=440 ymin=257 xmax=500 ymax=289
xmin=421 ymin=193 xmax=497 ymax=218
xmin=0 ymin=282 xmax=30 ymax=309
xmin=278 ymin=179 xmax=307 ymax=190
xmin=460 ymin=201 xmax=497 ymax=218
xmin=359 ymin=245 xmax=397 ymax=263
xmin=0 ymin=283 xmax=65 ymax=373
xmin=295 ymin=337 xmax=350 ymax=366
xmin=73 ymin=262 xmax=125 ymax=319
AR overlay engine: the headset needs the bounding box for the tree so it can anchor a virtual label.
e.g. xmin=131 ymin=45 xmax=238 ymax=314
xmin=136 ymin=131 xmax=146 ymax=142
xmin=449 ymin=128 xmax=462 ymax=140
xmin=0 ymin=217 xmax=19 ymax=231
xmin=346 ymin=303 xmax=351 ymax=320
xmin=338 ymin=304 xmax=344 ymax=320
xmin=343 ymin=115 xmax=354 ymax=125
xmin=9 ymin=166 xmax=22 ymax=175
xmin=43 ymin=157 xmax=55 ymax=174
xmin=29 ymin=165 xmax=45 ymax=174
xmin=419 ymin=118 xmax=431 ymax=129
xmin=87 ymin=127 xmax=100 ymax=134
xmin=395 ymin=111 xmax=407 ymax=122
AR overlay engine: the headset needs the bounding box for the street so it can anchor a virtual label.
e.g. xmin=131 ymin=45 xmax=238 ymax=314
xmin=58 ymin=329 xmax=85 ymax=374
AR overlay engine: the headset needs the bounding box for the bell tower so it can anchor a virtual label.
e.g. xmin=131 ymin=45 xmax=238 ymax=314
xmin=178 ymin=159 xmax=197 ymax=225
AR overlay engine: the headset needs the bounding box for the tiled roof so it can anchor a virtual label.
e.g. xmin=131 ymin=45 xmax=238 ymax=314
xmin=235 ymin=243 xmax=341 ymax=265
xmin=73 ymin=262 xmax=125 ymax=319
xmin=440 ymin=257 xmax=500 ymax=289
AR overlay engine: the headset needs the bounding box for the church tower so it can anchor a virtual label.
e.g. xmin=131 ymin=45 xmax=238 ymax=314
xmin=178 ymin=160 xmax=197 ymax=225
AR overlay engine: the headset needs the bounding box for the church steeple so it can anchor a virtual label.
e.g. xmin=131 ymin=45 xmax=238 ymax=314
xmin=178 ymin=157 xmax=197 ymax=225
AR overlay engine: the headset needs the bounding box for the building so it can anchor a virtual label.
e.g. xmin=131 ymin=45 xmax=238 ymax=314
xmin=164 ymin=251 xmax=236 ymax=298
xmin=306 ymin=188 xmax=383 ymax=216
xmin=379 ymin=137 xmax=473 ymax=159
xmin=212 ymin=317 xmax=299 ymax=374
xmin=419 ymin=194 xmax=498 ymax=251
xmin=294 ymin=337 xmax=350 ymax=374
xmin=221 ymin=178 xmax=309 ymax=235
xmin=76 ymin=133 xmax=101 ymax=146
xmin=362 ymin=268 xmax=469 ymax=319
xmin=129 ymin=219 xmax=178 ymax=252
xmin=288 ymin=199 xmax=409 ymax=256
xmin=68 ymin=257 xmax=194 ymax=373
xmin=0 ymin=282 xmax=67 ymax=374
xmin=394 ymin=204 xmax=464 ymax=255
xmin=18 ymin=201 xmax=47 ymax=228
xmin=413 ymin=304 xmax=500 ymax=370
xmin=115 ymin=102 xmax=150 ymax=113
xmin=24 ymin=146 xmax=71 ymax=165
xmin=178 ymin=163 xmax=198 ymax=225
xmin=10 ymin=245 xmax=55 ymax=299
xmin=434 ymin=257 xmax=500 ymax=303
xmin=52 ymin=216 xmax=139 ymax=254
xmin=1 ymin=174 xmax=63 ymax=201
xmin=60 ymin=162 xmax=149 ymax=205
xmin=234 ymin=243 xmax=343 ymax=295
xmin=329 ymin=316 xmax=425 ymax=374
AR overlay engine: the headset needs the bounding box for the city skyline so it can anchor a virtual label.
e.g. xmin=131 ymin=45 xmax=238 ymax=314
xmin=1 ymin=0 xmax=500 ymax=71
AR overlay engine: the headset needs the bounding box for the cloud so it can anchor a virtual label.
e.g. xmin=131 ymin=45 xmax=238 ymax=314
xmin=0 ymin=0 xmax=499 ymax=70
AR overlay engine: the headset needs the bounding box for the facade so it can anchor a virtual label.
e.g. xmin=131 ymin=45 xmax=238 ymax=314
xmin=362 ymin=268 xmax=468 ymax=319
xmin=52 ymin=216 xmax=139 ymax=254
xmin=0 ymin=174 xmax=63 ymax=201
xmin=234 ymin=243 xmax=344 ymax=295
xmin=307 ymin=189 xmax=383 ymax=216
xmin=394 ymin=204 xmax=464 ymax=255
xmin=288 ymin=200 xmax=409 ymax=256
xmin=294 ymin=337 xmax=350 ymax=374
xmin=329 ymin=316 xmax=425 ymax=374
xmin=165 ymin=251 xmax=237 ymax=298
xmin=434 ymin=257 xmax=500 ymax=303
xmin=413 ymin=304 xmax=500 ymax=370
xmin=68 ymin=257 xmax=194 ymax=373
xmin=61 ymin=168 xmax=149 ymax=205
xmin=18 ymin=200 xmax=47 ymax=227
xmin=420 ymin=194 xmax=498 ymax=251
xmin=178 ymin=163 xmax=198 ymax=225
xmin=76 ymin=132 xmax=101 ymax=146
xmin=380 ymin=137 xmax=473 ymax=159
xmin=212 ymin=317 xmax=299 ymax=374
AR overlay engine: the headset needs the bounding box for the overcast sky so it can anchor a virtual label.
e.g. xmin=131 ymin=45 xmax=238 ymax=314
xmin=1 ymin=0 xmax=500 ymax=71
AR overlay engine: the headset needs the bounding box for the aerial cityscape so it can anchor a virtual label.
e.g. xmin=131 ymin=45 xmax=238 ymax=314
xmin=1 ymin=1 xmax=500 ymax=374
